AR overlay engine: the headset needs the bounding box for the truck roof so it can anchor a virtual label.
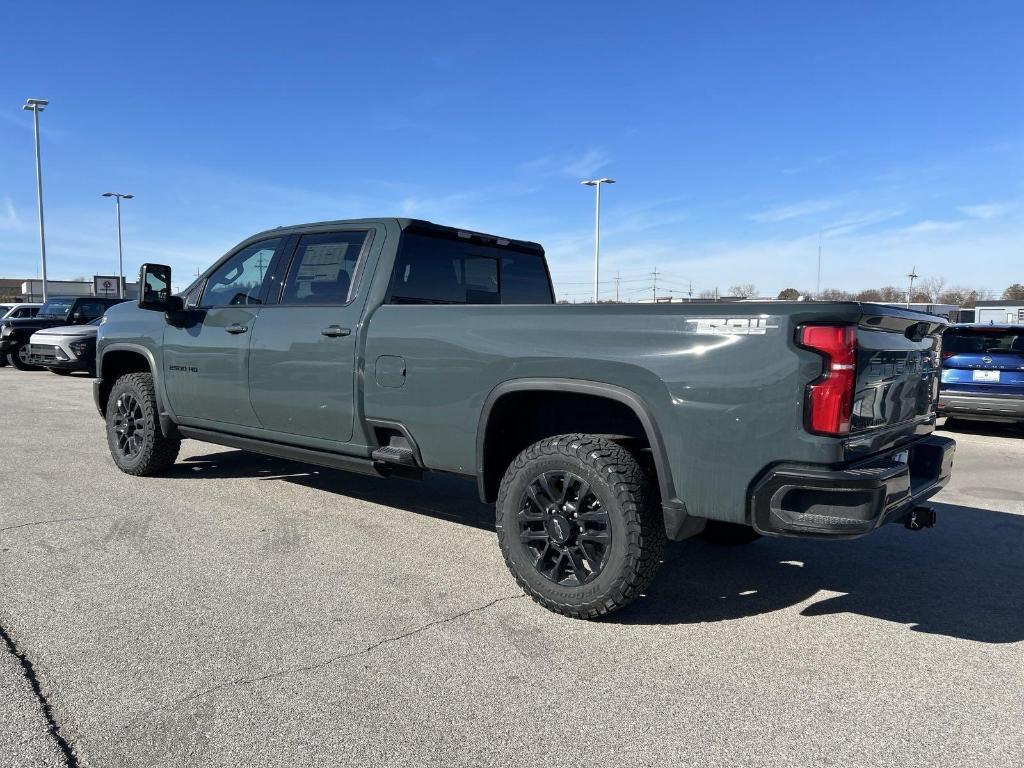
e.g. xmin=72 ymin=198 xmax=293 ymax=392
xmin=246 ymin=217 xmax=544 ymax=253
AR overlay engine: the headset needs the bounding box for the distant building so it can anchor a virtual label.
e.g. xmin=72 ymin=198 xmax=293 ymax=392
xmin=974 ymin=299 xmax=1024 ymax=324
xmin=17 ymin=277 xmax=139 ymax=302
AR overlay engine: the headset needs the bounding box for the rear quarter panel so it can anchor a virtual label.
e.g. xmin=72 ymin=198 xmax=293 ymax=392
xmin=362 ymin=302 xmax=861 ymax=523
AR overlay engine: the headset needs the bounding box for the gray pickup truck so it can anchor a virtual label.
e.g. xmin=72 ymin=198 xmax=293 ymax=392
xmin=94 ymin=218 xmax=955 ymax=618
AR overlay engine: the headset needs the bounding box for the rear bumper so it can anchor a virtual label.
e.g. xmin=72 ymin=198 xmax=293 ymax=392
xmin=938 ymin=391 xmax=1024 ymax=421
xmin=750 ymin=435 xmax=955 ymax=539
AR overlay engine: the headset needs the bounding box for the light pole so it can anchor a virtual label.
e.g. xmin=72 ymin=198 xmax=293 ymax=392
xmin=581 ymin=177 xmax=615 ymax=303
xmin=102 ymin=192 xmax=134 ymax=298
xmin=23 ymin=98 xmax=49 ymax=302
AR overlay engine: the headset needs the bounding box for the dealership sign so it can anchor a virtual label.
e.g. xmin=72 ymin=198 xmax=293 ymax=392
xmin=94 ymin=275 xmax=121 ymax=297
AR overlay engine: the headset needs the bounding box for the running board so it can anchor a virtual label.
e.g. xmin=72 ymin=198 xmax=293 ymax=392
xmin=177 ymin=426 xmax=385 ymax=477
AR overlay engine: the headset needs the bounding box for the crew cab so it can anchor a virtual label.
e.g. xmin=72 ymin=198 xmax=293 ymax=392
xmin=93 ymin=218 xmax=955 ymax=618
xmin=1 ymin=296 xmax=125 ymax=370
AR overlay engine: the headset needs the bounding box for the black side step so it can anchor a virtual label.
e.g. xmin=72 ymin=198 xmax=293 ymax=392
xmin=371 ymin=445 xmax=418 ymax=466
xmin=177 ymin=426 xmax=385 ymax=477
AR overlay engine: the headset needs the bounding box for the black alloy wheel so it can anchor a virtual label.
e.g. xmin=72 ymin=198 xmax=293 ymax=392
xmin=519 ymin=470 xmax=611 ymax=586
xmin=112 ymin=392 xmax=146 ymax=460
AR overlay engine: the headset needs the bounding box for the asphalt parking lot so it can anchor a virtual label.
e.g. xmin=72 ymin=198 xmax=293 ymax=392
xmin=1 ymin=367 xmax=1022 ymax=768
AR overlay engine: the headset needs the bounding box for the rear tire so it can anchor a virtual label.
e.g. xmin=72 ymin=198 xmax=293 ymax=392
xmin=105 ymin=372 xmax=181 ymax=476
xmin=10 ymin=342 xmax=41 ymax=371
xmin=701 ymin=520 xmax=761 ymax=545
xmin=495 ymin=434 xmax=666 ymax=619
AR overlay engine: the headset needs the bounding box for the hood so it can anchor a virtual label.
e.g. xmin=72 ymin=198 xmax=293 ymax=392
xmin=1 ymin=315 xmax=69 ymax=330
xmin=33 ymin=324 xmax=98 ymax=338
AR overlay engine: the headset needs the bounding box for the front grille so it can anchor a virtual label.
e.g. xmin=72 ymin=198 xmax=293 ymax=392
xmin=29 ymin=344 xmax=59 ymax=362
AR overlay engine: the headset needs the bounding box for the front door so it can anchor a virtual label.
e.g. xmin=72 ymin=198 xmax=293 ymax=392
xmin=163 ymin=236 xmax=287 ymax=427
xmin=248 ymin=230 xmax=371 ymax=443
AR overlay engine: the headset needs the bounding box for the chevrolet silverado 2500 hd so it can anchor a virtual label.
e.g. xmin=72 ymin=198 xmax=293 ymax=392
xmin=94 ymin=218 xmax=955 ymax=618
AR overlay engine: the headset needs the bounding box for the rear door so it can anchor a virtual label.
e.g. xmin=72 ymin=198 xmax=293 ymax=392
xmin=248 ymin=229 xmax=373 ymax=443
xmin=940 ymin=326 xmax=1024 ymax=396
xmin=163 ymin=236 xmax=288 ymax=427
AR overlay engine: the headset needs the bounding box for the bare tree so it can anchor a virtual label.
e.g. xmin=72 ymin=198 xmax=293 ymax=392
xmin=817 ymin=288 xmax=854 ymax=301
xmin=728 ymin=283 xmax=757 ymax=298
xmin=918 ymin=276 xmax=947 ymax=302
xmin=777 ymin=287 xmax=801 ymax=300
xmin=1003 ymin=283 xmax=1024 ymax=300
xmin=877 ymin=285 xmax=905 ymax=302
xmin=938 ymin=286 xmax=980 ymax=308
xmin=698 ymin=288 xmax=718 ymax=300
xmin=855 ymin=288 xmax=883 ymax=302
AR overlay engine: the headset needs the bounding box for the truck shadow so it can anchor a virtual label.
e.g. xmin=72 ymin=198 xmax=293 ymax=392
xmin=621 ymin=502 xmax=1024 ymax=643
xmin=175 ymin=451 xmax=1024 ymax=644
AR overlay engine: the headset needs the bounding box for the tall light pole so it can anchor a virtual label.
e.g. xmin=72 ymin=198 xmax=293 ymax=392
xmin=581 ymin=177 xmax=615 ymax=303
xmin=102 ymin=192 xmax=134 ymax=298
xmin=23 ymin=98 xmax=49 ymax=302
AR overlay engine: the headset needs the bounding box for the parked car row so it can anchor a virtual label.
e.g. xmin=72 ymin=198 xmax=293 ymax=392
xmin=0 ymin=296 xmax=127 ymax=374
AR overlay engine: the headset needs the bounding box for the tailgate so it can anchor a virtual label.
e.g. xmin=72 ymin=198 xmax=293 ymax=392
xmin=851 ymin=307 xmax=944 ymax=433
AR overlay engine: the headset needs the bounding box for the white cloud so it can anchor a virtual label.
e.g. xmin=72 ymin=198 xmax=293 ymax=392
xmin=0 ymin=197 xmax=22 ymax=231
xmin=898 ymin=219 xmax=964 ymax=235
xmin=749 ymin=198 xmax=837 ymax=223
xmin=959 ymin=202 xmax=1014 ymax=220
xmin=519 ymin=147 xmax=611 ymax=179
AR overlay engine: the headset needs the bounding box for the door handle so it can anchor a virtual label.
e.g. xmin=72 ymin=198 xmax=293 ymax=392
xmin=225 ymin=323 xmax=248 ymax=334
xmin=321 ymin=326 xmax=351 ymax=338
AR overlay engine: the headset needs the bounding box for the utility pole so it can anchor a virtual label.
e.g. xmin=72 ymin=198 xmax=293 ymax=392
xmin=580 ymin=178 xmax=615 ymax=303
xmin=816 ymin=229 xmax=823 ymax=298
xmin=614 ymin=272 xmax=621 ymax=303
xmin=688 ymin=281 xmax=693 ymax=301
xmin=23 ymin=98 xmax=49 ymax=302
xmin=906 ymin=266 xmax=919 ymax=309
xmin=651 ymin=266 xmax=659 ymax=303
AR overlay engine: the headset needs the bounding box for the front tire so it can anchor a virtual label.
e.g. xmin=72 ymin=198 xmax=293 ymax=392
xmin=496 ymin=434 xmax=666 ymax=619
xmin=10 ymin=342 xmax=41 ymax=371
xmin=105 ymin=372 xmax=181 ymax=475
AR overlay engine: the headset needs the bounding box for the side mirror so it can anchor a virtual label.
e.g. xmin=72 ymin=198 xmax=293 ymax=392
xmin=138 ymin=263 xmax=172 ymax=312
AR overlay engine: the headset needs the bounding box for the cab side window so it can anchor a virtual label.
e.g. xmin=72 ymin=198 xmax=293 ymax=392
xmin=201 ymin=238 xmax=283 ymax=307
xmin=279 ymin=231 xmax=368 ymax=305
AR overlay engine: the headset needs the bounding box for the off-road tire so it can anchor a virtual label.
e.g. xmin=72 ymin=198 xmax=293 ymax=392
xmin=106 ymin=372 xmax=181 ymax=476
xmin=496 ymin=434 xmax=666 ymax=619
xmin=701 ymin=520 xmax=761 ymax=545
xmin=9 ymin=342 xmax=41 ymax=371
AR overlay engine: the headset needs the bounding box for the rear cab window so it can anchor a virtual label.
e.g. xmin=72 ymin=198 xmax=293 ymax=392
xmin=279 ymin=231 xmax=369 ymax=305
xmin=388 ymin=229 xmax=552 ymax=305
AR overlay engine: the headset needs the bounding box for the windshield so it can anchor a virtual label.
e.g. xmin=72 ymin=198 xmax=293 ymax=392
xmin=943 ymin=328 xmax=1024 ymax=356
xmin=37 ymin=298 xmax=75 ymax=319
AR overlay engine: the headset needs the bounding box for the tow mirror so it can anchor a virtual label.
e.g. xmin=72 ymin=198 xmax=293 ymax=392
xmin=138 ymin=264 xmax=172 ymax=312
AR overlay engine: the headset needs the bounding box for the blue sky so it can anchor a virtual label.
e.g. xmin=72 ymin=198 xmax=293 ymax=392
xmin=1 ymin=1 xmax=1021 ymax=300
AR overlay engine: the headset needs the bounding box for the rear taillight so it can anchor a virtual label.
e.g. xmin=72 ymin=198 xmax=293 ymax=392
xmin=798 ymin=324 xmax=857 ymax=436
xmin=941 ymin=351 xmax=954 ymax=362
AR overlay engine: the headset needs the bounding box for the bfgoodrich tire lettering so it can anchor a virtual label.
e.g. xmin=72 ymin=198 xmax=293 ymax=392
xmin=495 ymin=434 xmax=666 ymax=619
xmin=106 ymin=372 xmax=181 ymax=476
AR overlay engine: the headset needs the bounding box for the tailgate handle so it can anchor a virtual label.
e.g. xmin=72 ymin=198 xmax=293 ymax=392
xmin=905 ymin=321 xmax=930 ymax=342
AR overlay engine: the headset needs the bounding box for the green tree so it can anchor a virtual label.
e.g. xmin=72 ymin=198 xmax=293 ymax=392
xmin=776 ymin=287 xmax=801 ymax=300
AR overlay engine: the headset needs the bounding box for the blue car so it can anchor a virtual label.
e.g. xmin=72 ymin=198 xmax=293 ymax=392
xmin=939 ymin=324 xmax=1024 ymax=425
